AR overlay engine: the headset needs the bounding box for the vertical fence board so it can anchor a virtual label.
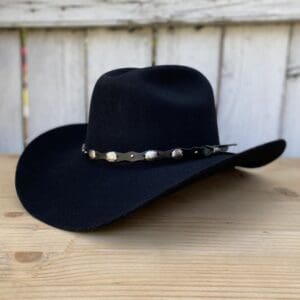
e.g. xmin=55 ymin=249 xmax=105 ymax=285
xmin=86 ymin=28 xmax=152 ymax=106
xmin=27 ymin=30 xmax=86 ymax=142
xmin=282 ymin=24 xmax=300 ymax=157
xmin=0 ymin=30 xmax=23 ymax=153
xmin=217 ymin=25 xmax=290 ymax=152
xmin=156 ymin=26 xmax=222 ymax=98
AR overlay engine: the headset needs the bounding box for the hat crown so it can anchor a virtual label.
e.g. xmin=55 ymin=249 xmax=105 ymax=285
xmin=85 ymin=65 xmax=219 ymax=152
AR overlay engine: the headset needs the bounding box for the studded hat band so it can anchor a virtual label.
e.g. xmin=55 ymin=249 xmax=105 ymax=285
xmin=81 ymin=143 xmax=237 ymax=163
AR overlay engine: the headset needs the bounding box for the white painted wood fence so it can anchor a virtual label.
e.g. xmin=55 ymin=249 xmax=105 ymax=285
xmin=1 ymin=1 xmax=300 ymax=157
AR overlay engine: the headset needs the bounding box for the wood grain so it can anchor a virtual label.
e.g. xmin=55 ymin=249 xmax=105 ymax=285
xmin=1 ymin=155 xmax=300 ymax=299
xmin=27 ymin=29 xmax=86 ymax=142
xmin=156 ymin=26 xmax=222 ymax=98
xmin=86 ymin=28 xmax=152 ymax=107
xmin=281 ymin=24 xmax=300 ymax=157
xmin=0 ymin=30 xmax=23 ymax=153
xmin=1 ymin=0 xmax=300 ymax=27
xmin=217 ymin=24 xmax=290 ymax=152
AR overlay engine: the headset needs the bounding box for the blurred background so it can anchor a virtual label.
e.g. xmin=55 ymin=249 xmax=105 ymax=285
xmin=0 ymin=0 xmax=300 ymax=157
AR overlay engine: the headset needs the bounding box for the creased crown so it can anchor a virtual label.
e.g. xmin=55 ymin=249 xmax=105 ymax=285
xmin=85 ymin=65 xmax=219 ymax=152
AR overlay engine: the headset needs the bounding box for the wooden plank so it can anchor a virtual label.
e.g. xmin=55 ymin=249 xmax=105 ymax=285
xmin=1 ymin=155 xmax=300 ymax=298
xmin=156 ymin=26 xmax=222 ymax=98
xmin=1 ymin=0 xmax=300 ymax=28
xmin=281 ymin=24 xmax=300 ymax=157
xmin=217 ymin=25 xmax=290 ymax=153
xmin=86 ymin=28 xmax=152 ymax=104
xmin=0 ymin=30 xmax=23 ymax=153
xmin=27 ymin=29 xmax=86 ymax=142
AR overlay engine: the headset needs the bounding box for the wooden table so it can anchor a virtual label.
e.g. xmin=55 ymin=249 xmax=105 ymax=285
xmin=1 ymin=155 xmax=300 ymax=299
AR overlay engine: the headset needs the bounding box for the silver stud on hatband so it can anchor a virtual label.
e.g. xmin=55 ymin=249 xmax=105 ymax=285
xmin=171 ymin=148 xmax=183 ymax=159
xmin=89 ymin=150 xmax=96 ymax=159
xmin=106 ymin=151 xmax=118 ymax=162
xmin=145 ymin=150 xmax=158 ymax=161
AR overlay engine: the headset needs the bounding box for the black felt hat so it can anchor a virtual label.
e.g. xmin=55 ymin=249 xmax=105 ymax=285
xmin=15 ymin=65 xmax=286 ymax=231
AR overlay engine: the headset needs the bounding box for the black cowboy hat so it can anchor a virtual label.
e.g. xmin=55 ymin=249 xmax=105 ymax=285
xmin=15 ymin=65 xmax=286 ymax=231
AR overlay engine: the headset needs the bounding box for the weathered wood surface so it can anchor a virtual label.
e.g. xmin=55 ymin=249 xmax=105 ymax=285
xmin=156 ymin=26 xmax=222 ymax=97
xmin=282 ymin=24 xmax=300 ymax=157
xmin=1 ymin=155 xmax=300 ymax=299
xmin=0 ymin=24 xmax=300 ymax=156
xmin=0 ymin=31 xmax=23 ymax=153
xmin=1 ymin=0 xmax=300 ymax=27
xmin=217 ymin=24 xmax=290 ymax=152
xmin=26 ymin=29 xmax=86 ymax=142
xmin=86 ymin=28 xmax=152 ymax=106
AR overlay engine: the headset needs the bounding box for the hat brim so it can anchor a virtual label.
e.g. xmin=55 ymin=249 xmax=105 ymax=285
xmin=15 ymin=124 xmax=286 ymax=231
